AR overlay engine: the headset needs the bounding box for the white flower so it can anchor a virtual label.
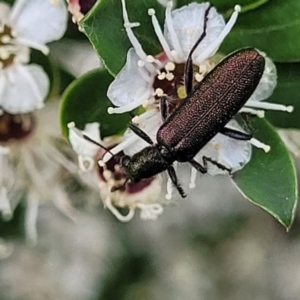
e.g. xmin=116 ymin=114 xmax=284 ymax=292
xmin=0 ymin=102 xmax=80 ymax=245
xmin=0 ymin=0 xmax=68 ymax=114
xmin=68 ymin=122 xmax=165 ymax=222
xmin=103 ymin=0 xmax=293 ymax=199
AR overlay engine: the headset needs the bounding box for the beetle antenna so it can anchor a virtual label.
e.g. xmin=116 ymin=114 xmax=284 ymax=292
xmin=184 ymin=4 xmax=213 ymax=94
xmin=111 ymin=178 xmax=129 ymax=192
xmin=82 ymin=134 xmax=115 ymax=157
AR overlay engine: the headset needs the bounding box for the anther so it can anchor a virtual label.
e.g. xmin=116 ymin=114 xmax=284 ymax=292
xmin=195 ymin=73 xmax=203 ymax=82
xmin=157 ymin=72 xmax=166 ymax=80
xmin=107 ymin=107 xmax=114 ymax=114
xmin=148 ymin=8 xmax=155 ymax=16
xmin=146 ymin=55 xmax=155 ymax=63
xmin=103 ymin=170 xmax=113 ymax=181
xmin=165 ymin=73 xmax=174 ymax=81
xmin=132 ymin=116 xmax=140 ymax=124
xmin=98 ymin=160 xmax=105 ymax=167
xmin=165 ymin=62 xmax=175 ymax=71
xmin=155 ymin=88 xmax=164 ymax=97
xmin=234 ymin=5 xmax=242 ymax=12
xmin=1 ymin=35 xmax=11 ymax=44
xmin=67 ymin=122 xmax=75 ymax=129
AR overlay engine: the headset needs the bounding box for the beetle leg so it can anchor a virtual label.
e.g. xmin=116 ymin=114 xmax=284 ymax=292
xmin=184 ymin=4 xmax=212 ymax=95
xmin=203 ymin=156 xmax=232 ymax=174
xmin=128 ymin=122 xmax=154 ymax=145
xmin=189 ymin=159 xmax=207 ymax=174
xmin=160 ymin=96 xmax=168 ymax=122
xmin=220 ymin=127 xmax=252 ymax=141
xmin=167 ymin=165 xmax=186 ymax=198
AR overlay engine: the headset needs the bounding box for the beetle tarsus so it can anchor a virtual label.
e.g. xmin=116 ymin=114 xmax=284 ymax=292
xmin=203 ymin=156 xmax=232 ymax=174
xmin=167 ymin=165 xmax=186 ymax=198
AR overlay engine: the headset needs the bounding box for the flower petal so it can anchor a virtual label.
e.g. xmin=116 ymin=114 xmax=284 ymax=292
xmin=107 ymin=48 xmax=153 ymax=108
xmin=247 ymin=54 xmax=277 ymax=102
xmin=196 ymin=120 xmax=252 ymax=175
xmin=0 ymin=63 xmax=49 ymax=113
xmin=0 ymin=2 xmax=10 ymax=24
xmin=9 ymin=0 xmax=68 ymax=48
xmin=164 ymin=2 xmax=225 ymax=62
xmin=68 ymin=122 xmax=101 ymax=158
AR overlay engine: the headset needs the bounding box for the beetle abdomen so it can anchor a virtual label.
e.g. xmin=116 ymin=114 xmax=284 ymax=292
xmin=157 ymin=48 xmax=265 ymax=161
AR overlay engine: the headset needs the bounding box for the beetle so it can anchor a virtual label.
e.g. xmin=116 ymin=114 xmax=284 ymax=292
xmin=84 ymin=5 xmax=265 ymax=198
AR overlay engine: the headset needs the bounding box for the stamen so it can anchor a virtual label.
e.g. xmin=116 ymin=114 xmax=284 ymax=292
xmin=98 ymin=160 xmax=105 ymax=167
xmin=108 ymin=89 xmax=151 ymax=114
xmin=189 ymin=168 xmax=197 ymax=189
xmin=105 ymin=196 xmax=135 ymax=222
xmin=195 ymin=5 xmax=241 ymax=63
xmin=195 ymin=73 xmax=203 ymax=82
xmin=239 ymin=107 xmax=265 ymax=118
xmin=165 ymin=178 xmax=173 ymax=200
xmin=166 ymin=72 xmax=174 ymax=81
xmin=121 ymin=0 xmax=155 ymax=73
xmin=246 ymin=100 xmax=294 ymax=113
xmin=25 ymin=192 xmax=39 ymax=245
xmin=1 ymin=35 xmax=11 ymax=44
xmin=148 ymin=7 xmax=173 ymax=61
xmin=165 ymin=62 xmax=175 ymax=71
xmin=102 ymin=135 xmax=137 ymax=163
xmin=157 ymin=72 xmax=166 ymax=80
xmin=0 ymin=188 xmax=12 ymax=219
xmin=155 ymin=88 xmax=165 ymax=97
xmin=250 ymin=138 xmax=271 ymax=153
xmin=165 ymin=1 xmax=183 ymax=62
xmin=138 ymin=203 xmax=164 ymax=220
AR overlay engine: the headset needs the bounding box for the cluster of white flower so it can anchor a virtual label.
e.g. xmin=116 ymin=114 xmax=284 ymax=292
xmin=0 ymin=0 xmax=69 ymax=244
xmin=69 ymin=0 xmax=293 ymax=222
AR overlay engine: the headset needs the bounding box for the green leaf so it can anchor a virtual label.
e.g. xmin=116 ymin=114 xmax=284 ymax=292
xmin=176 ymin=0 xmax=269 ymax=14
xmin=232 ymin=118 xmax=298 ymax=229
xmin=265 ymin=63 xmax=300 ymax=129
xmin=81 ymin=0 xmax=165 ymax=75
xmin=221 ymin=0 xmax=300 ymax=62
xmin=60 ymin=69 xmax=131 ymax=138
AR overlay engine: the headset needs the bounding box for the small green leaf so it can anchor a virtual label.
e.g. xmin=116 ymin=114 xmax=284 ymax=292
xmin=60 ymin=69 xmax=131 ymax=138
xmin=232 ymin=118 xmax=298 ymax=229
xmin=221 ymin=0 xmax=300 ymax=62
xmin=266 ymin=63 xmax=300 ymax=129
xmin=81 ymin=0 xmax=165 ymax=75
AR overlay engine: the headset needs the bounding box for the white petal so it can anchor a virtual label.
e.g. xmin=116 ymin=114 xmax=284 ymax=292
xmin=68 ymin=122 xmax=101 ymax=158
xmin=247 ymin=54 xmax=277 ymax=102
xmin=196 ymin=120 xmax=252 ymax=175
xmin=122 ymin=110 xmax=161 ymax=156
xmin=164 ymin=3 xmax=225 ymax=62
xmin=107 ymin=48 xmax=153 ymax=107
xmin=0 ymin=63 xmax=49 ymax=113
xmin=0 ymin=2 xmax=11 ymax=24
xmin=9 ymin=0 xmax=68 ymax=49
